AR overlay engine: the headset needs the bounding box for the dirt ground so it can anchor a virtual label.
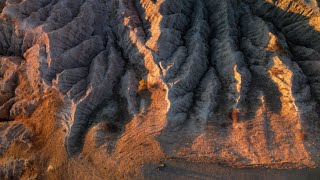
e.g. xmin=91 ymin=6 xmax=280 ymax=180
xmin=143 ymin=159 xmax=320 ymax=180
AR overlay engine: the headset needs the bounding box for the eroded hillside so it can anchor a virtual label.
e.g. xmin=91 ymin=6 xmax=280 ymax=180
xmin=0 ymin=0 xmax=320 ymax=179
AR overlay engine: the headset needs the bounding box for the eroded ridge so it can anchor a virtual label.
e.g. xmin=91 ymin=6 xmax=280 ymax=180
xmin=0 ymin=0 xmax=320 ymax=178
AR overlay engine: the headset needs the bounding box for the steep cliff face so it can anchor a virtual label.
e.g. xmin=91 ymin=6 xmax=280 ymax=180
xmin=0 ymin=0 xmax=320 ymax=179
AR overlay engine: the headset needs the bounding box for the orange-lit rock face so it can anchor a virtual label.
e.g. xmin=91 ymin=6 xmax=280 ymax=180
xmin=269 ymin=56 xmax=298 ymax=118
xmin=1 ymin=0 xmax=320 ymax=179
xmin=234 ymin=65 xmax=242 ymax=104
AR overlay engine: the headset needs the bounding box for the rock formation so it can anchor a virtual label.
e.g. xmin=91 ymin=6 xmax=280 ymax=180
xmin=0 ymin=0 xmax=320 ymax=178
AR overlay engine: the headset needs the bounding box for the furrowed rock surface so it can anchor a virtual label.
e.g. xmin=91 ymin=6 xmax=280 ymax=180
xmin=0 ymin=0 xmax=320 ymax=179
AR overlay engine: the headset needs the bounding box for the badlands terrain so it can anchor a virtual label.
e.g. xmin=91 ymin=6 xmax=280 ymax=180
xmin=0 ymin=0 xmax=320 ymax=179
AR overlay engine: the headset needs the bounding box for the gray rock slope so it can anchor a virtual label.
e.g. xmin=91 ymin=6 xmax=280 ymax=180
xmin=1 ymin=0 xmax=320 ymax=178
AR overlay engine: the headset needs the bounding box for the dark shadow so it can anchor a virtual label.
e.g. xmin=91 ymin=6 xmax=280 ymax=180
xmin=134 ymin=0 xmax=152 ymax=42
xmin=0 ymin=1 xmax=5 ymax=12
xmin=0 ymin=118 xmax=10 ymax=122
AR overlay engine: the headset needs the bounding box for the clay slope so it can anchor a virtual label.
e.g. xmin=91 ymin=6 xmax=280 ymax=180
xmin=0 ymin=0 xmax=320 ymax=179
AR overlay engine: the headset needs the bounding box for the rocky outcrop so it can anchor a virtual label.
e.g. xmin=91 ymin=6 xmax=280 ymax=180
xmin=0 ymin=159 xmax=33 ymax=179
xmin=0 ymin=0 xmax=320 ymax=178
